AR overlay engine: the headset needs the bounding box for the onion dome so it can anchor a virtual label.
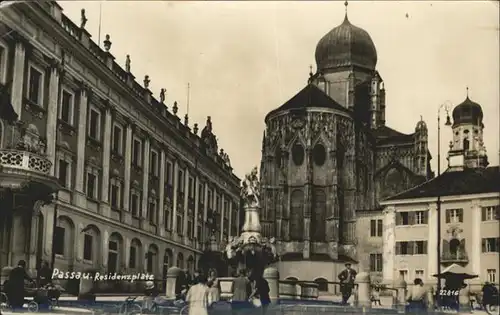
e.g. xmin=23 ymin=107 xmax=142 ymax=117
xmin=415 ymin=117 xmax=427 ymax=133
xmin=452 ymin=95 xmax=483 ymax=127
xmin=314 ymin=11 xmax=377 ymax=72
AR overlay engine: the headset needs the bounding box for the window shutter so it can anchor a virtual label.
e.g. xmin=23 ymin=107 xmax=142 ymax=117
xmin=370 ymin=220 xmax=376 ymax=237
xmin=442 ymin=240 xmax=450 ymax=254
xmin=445 ymin=210 xmax=451 ymax=223
xmin=377 ymin=220 xmax=383 ymax=237
xmin=423 ymin=211 xmax=428 ymax=224
xmin=481 ymin=207 xmax=486 ymax=221
xmin=481 ymin=239 xmax=486 ymax=253
xmin=396 ymin=242 xmax=401 ymax=255
xmin=422 ymin=241 xmax=428 ymax=254
xmin=378 ymin=254 xmax=383 ymax=272
xmin=458 ymin=209 xmax=464 ymax=222
xmin=370 ymin=254 xmax=376 ymax=272
xmin=496 ymin=206 xmax=500 ymax=220
xmin=408 ymin=241 xmax=414 ymax=255
xmin=408 ymin=212 xmax=415 ymax=225
xmin=396 ymin=213 xmax=402 ymax=226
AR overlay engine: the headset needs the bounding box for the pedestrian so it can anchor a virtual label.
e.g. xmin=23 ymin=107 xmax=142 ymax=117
xmin=231 ymin=269 xmax=252 ymax=315
xmin=207 ymin=269 xmax=220 ymax=303
xmin=249 ymin=271 xmax=271 ymax=314
xmin=371 ymin=284 xmax=381 ymax=306
xmin=338 ymin=263 xmax=357 ymax=305
xmin=7 ymin=260 xmax=34 ymax=311
xmin=37 ymin=260 xmax=52 ymax=287
xmin=185 ymin=273 xmax=209 ymax=315
xmin=143 ymin=280 xmax=158 ymax=312
xmin=406 ymin=278 xmax=428 ymax=313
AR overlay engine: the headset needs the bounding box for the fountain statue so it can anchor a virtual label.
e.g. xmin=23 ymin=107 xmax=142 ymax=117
xmin=223 ymin=167 xmax=278 ymax=276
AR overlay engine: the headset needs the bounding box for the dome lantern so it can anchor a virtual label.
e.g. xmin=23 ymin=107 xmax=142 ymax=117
xmin=452 ymin=88 xmax=484 ymax=127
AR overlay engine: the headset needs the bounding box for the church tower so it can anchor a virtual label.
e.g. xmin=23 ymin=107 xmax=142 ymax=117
xmin=447 ymin=89 xmax=489 ymax=169
xmin=311 ymin=1 xmax=386 ymax=129
xmin=414 ymin=117 xmax=430 ymax=177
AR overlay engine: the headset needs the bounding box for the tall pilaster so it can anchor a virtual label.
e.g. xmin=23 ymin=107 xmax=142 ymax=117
xmin=382 ymin=206 xmax=396 ymax=283
xmin=183 ymin=168 xmax=190 ymax=240
xmin=172 ymin=160 xmax=179 ymax=236
xmin=471 ymin=200 xmax=481 ymax=276
xmin=11 ymin=41 xmax=26 ymax=118
xmin=74 ymin=86 xmax=89 ymax=207
xmin=220 ymin=194 xmax=225 ymax=240
xmin=228 ymin=201 xmax=233 ymax=238
xmin=100 ymin=105 xmax=113 ymax=217
xmin=193 ymin=175 xmax=200 ymax=240
xmin=203 ymin=182 xmax=209 ymax=242
xmin=427 ymin=203 xmax=437 ymax=280
xmin=158 ymin=149 xmax=166 ymax=236
xmin=102 ymin=230 xmax=109 ymax=269
xmin=124 ymin=237 xmax=131 ymax=270
xmin=46 ymin=63 xmax=60 ymax=176
xmin=123 ymin=122 xmax=133 ymax=212
xmin=141 ymin=135 xmax=151 ymax=229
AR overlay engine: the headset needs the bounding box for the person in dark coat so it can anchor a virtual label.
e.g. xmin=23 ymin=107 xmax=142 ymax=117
xmin=338 ymin=263 xmax=357 ymax=305
xmin=249 ymin=272 xmax=271 ymax=314
xmin=7 ymin=260 xmax=34 ymax=310
xmin=231 ymin=269 xmax=252 ymax=315
xmin=37 ymin=260 xmax=52 ymax=287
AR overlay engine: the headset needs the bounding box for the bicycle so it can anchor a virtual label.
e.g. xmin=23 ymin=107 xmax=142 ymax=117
xmin=117 ymin=296 xmax=142 ymax=315
xmin=179 ymin=304 xmax=189 ymax=315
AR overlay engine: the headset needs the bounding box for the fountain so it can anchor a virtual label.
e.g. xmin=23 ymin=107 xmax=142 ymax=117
xmin=222 ymin=167 xmax=279 ymax=277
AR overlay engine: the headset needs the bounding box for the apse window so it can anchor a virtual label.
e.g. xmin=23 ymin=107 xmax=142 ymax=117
xmin=313 ymin=144 xmax=326 ymax=166
xmin=291 ymin=143 xmax=305 ymax=166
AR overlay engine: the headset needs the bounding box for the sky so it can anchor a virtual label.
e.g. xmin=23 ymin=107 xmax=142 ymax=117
xmin=58 ymin=1 xmax=499 ymax=179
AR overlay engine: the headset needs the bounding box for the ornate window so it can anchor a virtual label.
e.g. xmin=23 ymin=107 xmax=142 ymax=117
xmin=289 ymin=190 xmax=304 ymax=241
xmin=59 ymin=88 xmax=75 ymax=126
xmin=27 ymin=62 xmax=45 ymax=106
xmin=85 ymin=166 xmax=100 ymax=200
xmin=150 ymin=149 xmax=159 ymax=176
xmin=311 ymin=189 xmax=326 ymax=241
xmin=291 ymin=143 xmax=305 ymax=166
xmin=112 ymin=123 xmax=123 ymax=155
xmin=148 ymin=191 xmax=158 ymax=224
xmin=313 ymin=144 xmax=326 ymax=166
xmin=87 ymin=106 xmax=102 ymax=141
xmin=130 ymin=185 xmax=142 ymax=218
xmin=132 ymin=137 xmax=142 ymax=166
xmin=110 ymin=177 xmax=123 ymax=209
xmin=56 ymin=149 xmax=73 ymax=189
xmin=177 ymin=252 xmax=184 ymax=269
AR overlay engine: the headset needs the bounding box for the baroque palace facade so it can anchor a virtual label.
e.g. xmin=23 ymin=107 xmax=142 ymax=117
xmin=259 ymin=6 xmax=433 ymax=288
xmin=0 ymin=1 xmax=240 ymax=283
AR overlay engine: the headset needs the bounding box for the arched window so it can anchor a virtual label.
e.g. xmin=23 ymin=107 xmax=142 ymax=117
xmin=146 ymin=245 xmax=158 ymax=274
xmin=177 ymin=253 xmax=184 ymax=269
xmin=291 ymin=143 xmax=304 ymax=166
xmin=313 ymin=144 xmax=326 ymax=166
xmin=187 ymin=256 xmax=195 ymax=274
xmin=463 ymin=138 xmax=470 ymax=151
xmin=311 ymin=189 xmax=326 ymax=241
xmin=289 ymin=190 xmax=304 ymax=241
xmin=108 ymin=233 xmax=122 ymax=274
xmin=314 ymin=278 xmax=329 ymax=292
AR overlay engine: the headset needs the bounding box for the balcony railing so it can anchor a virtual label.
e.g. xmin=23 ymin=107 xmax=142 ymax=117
xmin=0 ymin=149 xmax=52 ymax=175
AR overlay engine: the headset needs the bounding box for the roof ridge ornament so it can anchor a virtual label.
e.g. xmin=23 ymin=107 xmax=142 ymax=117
xmin=344 ymin=1 xmax=349 ymax=21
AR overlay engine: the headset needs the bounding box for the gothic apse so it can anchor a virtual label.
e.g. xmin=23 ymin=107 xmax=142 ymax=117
xmin=258 ymin=11 xmax=433 ymax=283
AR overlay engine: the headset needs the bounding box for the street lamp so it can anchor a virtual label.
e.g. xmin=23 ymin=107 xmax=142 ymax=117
xmin=436 ymin=101 xmax=452 ymax=308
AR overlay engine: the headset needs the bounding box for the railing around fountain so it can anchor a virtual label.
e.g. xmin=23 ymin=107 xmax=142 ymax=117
xmin=0 ymin=149 xmax=52 ymax=175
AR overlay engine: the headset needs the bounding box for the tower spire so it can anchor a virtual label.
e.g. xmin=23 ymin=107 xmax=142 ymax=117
xmin=466 ymin=86 xmax=469 ymax=98
xmin=344 ymin=1 xmax=349 ymax=19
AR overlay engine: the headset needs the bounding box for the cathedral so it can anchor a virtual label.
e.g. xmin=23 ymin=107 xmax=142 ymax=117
xmin=258 ymin=4 xmax=433 ymax=281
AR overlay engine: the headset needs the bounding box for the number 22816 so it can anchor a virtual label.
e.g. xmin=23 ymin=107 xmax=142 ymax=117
xmin=439 ymin=290 xmax=459 ymax=296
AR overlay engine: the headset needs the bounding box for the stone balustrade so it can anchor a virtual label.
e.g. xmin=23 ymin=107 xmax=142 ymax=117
xmin=0 ymin=149 xmax=52 ymax=175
